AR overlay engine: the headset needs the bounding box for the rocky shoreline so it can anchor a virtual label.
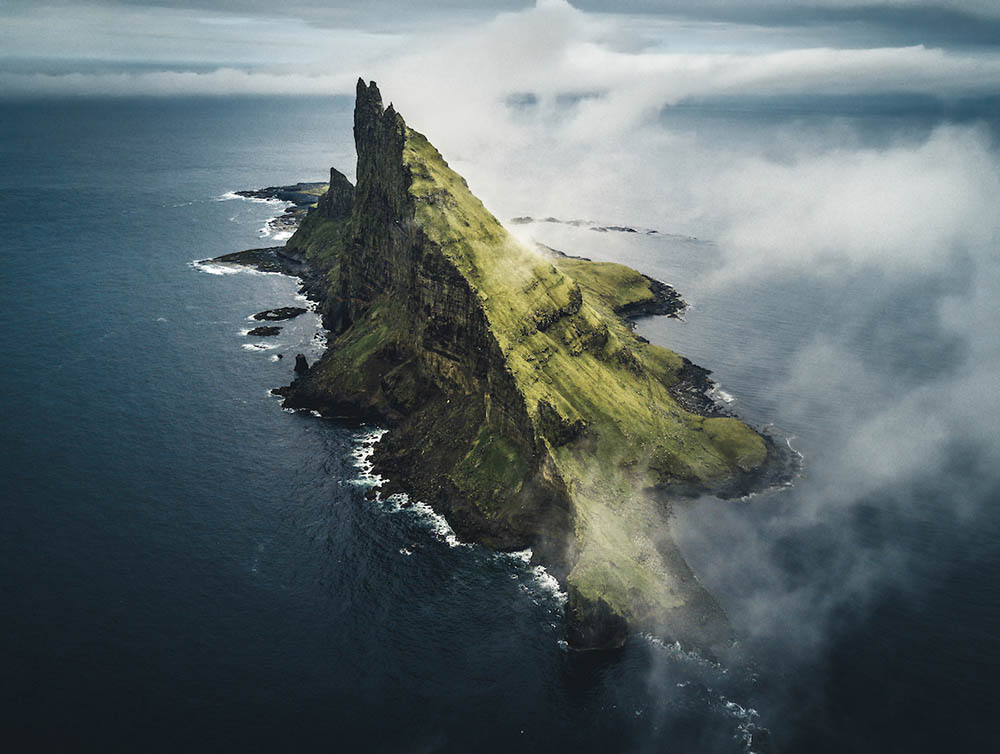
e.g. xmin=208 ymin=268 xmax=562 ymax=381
xmin=209 ymin=187 xmax=736 ymax=429
xmin=211 ymin=194 xmax=798 ymax=506
xmin=236 ymin=182 xmax=328 ymax=240
xmin=203 ymin=85 xmax=798 ymax=654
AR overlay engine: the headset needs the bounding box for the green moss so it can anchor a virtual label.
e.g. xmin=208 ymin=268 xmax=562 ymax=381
xmin=400 ymin=121 xmax=769 ymax=624
xmin=303 ymin=301 xmax=400 ymax=404
xmin=286 ymin=210 xmax=348 ymax=271
xmin=703 ymin=416 xmax=768 ymax=471
xmin=450 ymin=424 xmax=529 ymax=511
xmin=300 ymin=184 xmax=329 ymax=196
xmin=552 ymin=258 xmax=656 ymax=313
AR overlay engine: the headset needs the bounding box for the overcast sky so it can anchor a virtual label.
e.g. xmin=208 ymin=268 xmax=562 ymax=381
xmin=2 ymin=0 xmax=1000 ymax=99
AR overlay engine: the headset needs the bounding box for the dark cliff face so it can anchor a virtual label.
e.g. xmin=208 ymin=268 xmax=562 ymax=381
xmin=283 ymin=80 xmax=572 ymax=564
xmin=315 ymin=167 xmax=354 ymax=221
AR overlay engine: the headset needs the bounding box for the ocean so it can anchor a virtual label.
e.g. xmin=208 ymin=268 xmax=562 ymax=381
xmin=1 ymin=95 xmax=997 ymax=752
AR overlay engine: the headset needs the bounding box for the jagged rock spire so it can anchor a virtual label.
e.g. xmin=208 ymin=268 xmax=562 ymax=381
xmin=353 ymin=78 xmax=384 ymax=159
xmin=352 ymin=79 xmax=408 ymax=216
xmin=317 ymin=167 xmax=354 ymax=220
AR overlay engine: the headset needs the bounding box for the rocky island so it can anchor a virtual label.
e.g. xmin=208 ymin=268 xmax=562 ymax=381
xmin=211 ymin=80 xmax=792 ymax=651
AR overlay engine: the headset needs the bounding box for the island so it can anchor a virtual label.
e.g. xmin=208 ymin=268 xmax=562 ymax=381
xmin=208 ymin=80 xmax=793 ymax=651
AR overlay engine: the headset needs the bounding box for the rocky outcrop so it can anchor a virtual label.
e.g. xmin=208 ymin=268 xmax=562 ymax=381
xmin=275 ymin=80 xmax=792 ymax=651
xmin=253 ymin=307 xmax=307 ymax=322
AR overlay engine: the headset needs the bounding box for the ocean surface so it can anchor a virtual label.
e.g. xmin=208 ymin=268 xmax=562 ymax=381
xmin=1 ymin=96 xmax=997 ymax=753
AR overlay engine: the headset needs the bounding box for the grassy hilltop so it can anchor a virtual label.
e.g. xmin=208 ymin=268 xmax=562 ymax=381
xmin=281 ymin=80 xmax=774 ymax=649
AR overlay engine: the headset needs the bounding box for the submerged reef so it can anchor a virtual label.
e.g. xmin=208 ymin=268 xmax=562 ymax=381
xmin=218 ymin=80 xmax=792 ymax=651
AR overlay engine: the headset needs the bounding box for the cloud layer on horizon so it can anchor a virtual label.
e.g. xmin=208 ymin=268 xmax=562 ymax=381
xmin=3 ymin=0 xmax=1000 ymax=101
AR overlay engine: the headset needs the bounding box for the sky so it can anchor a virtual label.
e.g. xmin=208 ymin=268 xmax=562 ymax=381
xmin=2 ymin=0 xmax=1000 ymax=98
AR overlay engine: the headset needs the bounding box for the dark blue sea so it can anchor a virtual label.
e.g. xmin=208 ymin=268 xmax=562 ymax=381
xmin=2 ymin=96 xmax=997 ymax=752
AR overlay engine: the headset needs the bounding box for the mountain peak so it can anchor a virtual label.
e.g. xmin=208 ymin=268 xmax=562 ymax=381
xmin=281 ymin=81 xmax=786 ymax=651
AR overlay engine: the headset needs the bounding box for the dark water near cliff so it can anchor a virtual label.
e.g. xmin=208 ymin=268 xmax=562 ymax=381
xmin=1 ymin=97 xmax=997 ymax=752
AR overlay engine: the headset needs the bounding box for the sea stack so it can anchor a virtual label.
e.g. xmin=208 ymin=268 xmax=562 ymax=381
xmin=279 ymin=79 xmax=783 ymax=650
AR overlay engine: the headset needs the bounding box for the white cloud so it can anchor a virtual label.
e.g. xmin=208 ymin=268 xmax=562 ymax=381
xmin=5 ymin=0 xmax=1000 ymax=102
xmin=705 ymin=125 xmax=1000 ymax=280
xmin=0 ymin=69 xmax=359 ymax=98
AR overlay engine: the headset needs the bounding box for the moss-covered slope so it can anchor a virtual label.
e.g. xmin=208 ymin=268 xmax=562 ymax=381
xmin=282 ymin=80 xmax=774 ymax=650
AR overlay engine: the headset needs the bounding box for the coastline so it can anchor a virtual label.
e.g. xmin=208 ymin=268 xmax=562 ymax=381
xmin=200 ymin=182 xmax=799 ymax=653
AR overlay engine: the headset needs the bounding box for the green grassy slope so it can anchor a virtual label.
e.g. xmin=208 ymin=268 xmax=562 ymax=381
xmin=403 ymin=127 xmax=766 ymax=632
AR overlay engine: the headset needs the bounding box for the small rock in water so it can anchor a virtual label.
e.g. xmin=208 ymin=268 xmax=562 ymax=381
xmin=294 ymin=354 xmax=310 ymax=374
xmin=253 ymin=306 xmax=308 ymax=321
xmin=247 ymin=326 xmax=281 ymax=336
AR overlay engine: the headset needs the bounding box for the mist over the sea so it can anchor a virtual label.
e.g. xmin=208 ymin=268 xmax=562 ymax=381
xmin=2 ymin=1 xmax=998 ymax=751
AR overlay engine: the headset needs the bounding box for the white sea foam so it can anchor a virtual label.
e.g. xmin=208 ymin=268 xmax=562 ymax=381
xmin=216 ymin=190 xmax=285 ymax=205
xmin=639 ymin=632 xmax=724 ymax=670
xmin=720 ymin=697 xmax=765 ymax=753
xmin=242 ymin=342 xmax=277 ymax=351
xmin=411 ymin=499 xmax=467 ymax=548
xmin=377 ymin=491 xmax=469 ymax=548
xmin=345 ymin=430 xmax=471 ymax=548
xmin=189 ymin=260 xmax=243 ymax=276
xmin=529 ymin=564 xmax=567 ymax=604
xmin=785 ymin=434 xmax=804 ymax=463
xmin=346 ymin=430 xmax=566 ymax=605
xmin=710 ymin=385 xmax=736 ymax=404
xmin=497 ymin=548 xmax=567 ymax=605
xmin=188 ymin=259 xmax=282 ymax=277
xmin=269 ymin=355 xmax=282 ymax=363
xmin=349 ymin=428 xmax=388 ymax=487
xmin=508 ymin=548 xmax=532 ymax=564
xmin=640 ymin=633 xmax=767 ymax=749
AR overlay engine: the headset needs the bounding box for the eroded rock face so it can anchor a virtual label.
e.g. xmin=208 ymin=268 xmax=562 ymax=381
xmin=278 ymin=79 xmax=787 ymax=651
xmin=316 ymin=167 xmax=354 ymax=220
xmin=565 ymin=588 xmax=628 ymax=651
xmin=283 ymin=80 xmax=569 ymax=559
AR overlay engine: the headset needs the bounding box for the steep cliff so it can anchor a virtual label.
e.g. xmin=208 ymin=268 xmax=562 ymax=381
xmin=281 ymin=80 xmax=778 ymax=650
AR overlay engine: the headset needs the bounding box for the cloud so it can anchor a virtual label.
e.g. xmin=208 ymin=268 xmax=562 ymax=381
xmin=5 ymin=0 xmax=1000 ymax=100
xmin=704 ymin=125 xmax=1000 ymax=280
xmin=0 ymin=69 xmax=359 ymax=98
